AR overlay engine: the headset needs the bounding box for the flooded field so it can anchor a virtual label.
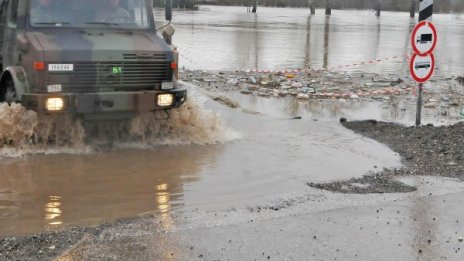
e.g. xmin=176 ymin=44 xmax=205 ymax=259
xmin=158 ymin=6 xmax=464 ymax=77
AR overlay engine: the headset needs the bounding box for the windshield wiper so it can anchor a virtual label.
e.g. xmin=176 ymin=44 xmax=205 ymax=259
xmin=85 ymin=22 xmax=120 ymax=26
xmin=84 ymin=22 xmax=134 ymax=34
xmin=33 ymin=22 xmax=71 ymax=25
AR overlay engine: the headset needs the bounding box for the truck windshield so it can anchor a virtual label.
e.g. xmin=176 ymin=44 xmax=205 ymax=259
xmin=30 ymin=0 xmax=152 ymax=29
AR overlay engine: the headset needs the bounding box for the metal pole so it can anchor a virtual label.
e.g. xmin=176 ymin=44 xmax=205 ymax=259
xmin=416 ymin=83 xmax=423 ymax=126
xmin=415 ymin=0 xmax=433 ymax=126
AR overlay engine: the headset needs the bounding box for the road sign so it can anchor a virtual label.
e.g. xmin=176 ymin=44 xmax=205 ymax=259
xmin=411 ymin=21 xmax=437 ymax=55
xmin=410 ymin=53 xmax=435 ymax=83
xmin=414 ymin=0 xmax=434 ymax=126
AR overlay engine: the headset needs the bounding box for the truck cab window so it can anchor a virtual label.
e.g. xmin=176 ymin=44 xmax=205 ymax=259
xmin=30 ymin=0 xmax=152 ymax=29
xmin=7 ymin=0 xmax=18 ymax=26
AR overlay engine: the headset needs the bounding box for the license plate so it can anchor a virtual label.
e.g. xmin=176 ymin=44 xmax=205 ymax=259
xmin=48 ymin=64 xmax=74 ymax=72
xmin=161 ymin=82 xmax=173 ymax=90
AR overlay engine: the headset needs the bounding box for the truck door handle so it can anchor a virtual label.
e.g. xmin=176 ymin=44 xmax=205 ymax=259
xmin=95 ymin=100 xmax=114 ymax=108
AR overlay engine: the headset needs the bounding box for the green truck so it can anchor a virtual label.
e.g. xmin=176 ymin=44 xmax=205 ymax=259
xmin=0 ymin=0 xmax=186 ymax=120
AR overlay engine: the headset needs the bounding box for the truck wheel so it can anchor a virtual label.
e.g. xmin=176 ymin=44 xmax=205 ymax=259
xmin=0 ymin=77 xmax=17 ymax=104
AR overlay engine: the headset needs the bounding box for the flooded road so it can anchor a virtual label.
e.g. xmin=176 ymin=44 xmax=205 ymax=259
xmin=157 ymin=6 xmax=464 ymax=77
xmin=0 ymin=5 xmax=462 ymax=242
xmin=0 ymin=86 xmax=402 ymax=236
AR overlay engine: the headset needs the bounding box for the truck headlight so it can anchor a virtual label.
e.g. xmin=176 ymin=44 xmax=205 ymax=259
xmin=46 ymin=98 xmax=64 ymax=111
xmin=157 ymin=94 xmax=174 ymax=107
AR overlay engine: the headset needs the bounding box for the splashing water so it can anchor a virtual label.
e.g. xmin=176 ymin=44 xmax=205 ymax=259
xmin=0 ymin=100 xmax=239 ymax=157
xmin=0 ymin=103 xmax=38 ymax=146
xmin=0 ymin=103 xmax=88 ymax=157
xmin=126 ymin=100 xmax=239 ymax=147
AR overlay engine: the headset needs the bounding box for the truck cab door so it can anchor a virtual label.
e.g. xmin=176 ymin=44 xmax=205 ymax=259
xmin=0 ymin=0 xmax=6 ymax=63
xmin=2 ymin=0 xmax=19 ymax=67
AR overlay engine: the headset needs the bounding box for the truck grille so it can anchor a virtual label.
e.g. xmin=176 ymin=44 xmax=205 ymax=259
xmin=46 ymin=61 xmax=171 ymax=92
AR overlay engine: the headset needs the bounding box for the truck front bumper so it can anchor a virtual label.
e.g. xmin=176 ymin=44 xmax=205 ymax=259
xmin=21 ymin=89 xmax=187 ymax=114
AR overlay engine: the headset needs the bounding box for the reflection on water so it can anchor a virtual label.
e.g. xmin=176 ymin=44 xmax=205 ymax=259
xmin=159 ymin=6 xmax=464 ymax=77
xmin=230 ymin=92 xmax=460 ymax=125
xmin=304 ymin=16 xmax=311 ymax=68
xmin=0 ymin=145 xmax=221 ymax=237
xmin=156 ymin=183 xmax=174 ymax=230
xmin=45 ymin=196 xmax=63 ymax=226
xmin=323 ymin=15 xmax=330 ymax=69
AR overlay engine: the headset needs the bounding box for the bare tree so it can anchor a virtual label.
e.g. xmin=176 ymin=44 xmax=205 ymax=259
xmin=326 ymin=0 xmax=331 ymax=15
xmin=410 ymin=0 xmax=415 ymax=18
xmin=309 ymin=0 xmax=315 ymax=14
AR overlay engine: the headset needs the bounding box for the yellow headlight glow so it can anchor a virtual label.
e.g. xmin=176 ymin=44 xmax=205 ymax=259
xmin=157 ymin=94 xmax=174 ymax=107
xmin=46 ymin=98 xmax=64 ymax=111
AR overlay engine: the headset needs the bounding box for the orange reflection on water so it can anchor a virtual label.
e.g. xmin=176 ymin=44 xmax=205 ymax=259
xmin=156 ymin=183 xmax=174 ymax=230
xmin=156 ymin=183 xmax=168 ymax=191
xmin=45 ymin=196 xmax=62 ymax=226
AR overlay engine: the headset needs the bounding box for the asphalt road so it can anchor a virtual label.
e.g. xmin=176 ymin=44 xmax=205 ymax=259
xmin=1 ymin=84 xmax=464 ymax=260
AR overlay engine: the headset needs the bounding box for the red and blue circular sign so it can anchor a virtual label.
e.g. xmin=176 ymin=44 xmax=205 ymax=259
xmin=410 ymin=21 xmax=437 ymax=83
xmin=411 ymin=21 xmax=437 ymax=55
xmin=409 ymin=53 xmax=435 ymax=83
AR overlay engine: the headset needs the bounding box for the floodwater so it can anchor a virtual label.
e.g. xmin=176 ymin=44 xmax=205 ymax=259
xmin=227 ymin=91 xmax=464 ymax=126
xmin=1 ymin=7 xmax=462 ymax=237
xmin=157 ymin=6 xmax=464 ymax=77
xmin=0 ymin=85 xmax=402 ymax=236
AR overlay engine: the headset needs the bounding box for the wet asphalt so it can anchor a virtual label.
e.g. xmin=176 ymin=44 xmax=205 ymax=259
xmin=49 ymin=177 xmax=464 ymax=261
xmin=1 ymin=83 xmax=464 ymax=260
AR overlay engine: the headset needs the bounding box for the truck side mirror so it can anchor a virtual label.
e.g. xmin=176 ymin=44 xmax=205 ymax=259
xmin=162 ymin=24 xmax=175 ymax=45
xmin=16 ymin=34 xmax=29 ymax=52
xmin=165 ymin=0 xmax=172 ymax=21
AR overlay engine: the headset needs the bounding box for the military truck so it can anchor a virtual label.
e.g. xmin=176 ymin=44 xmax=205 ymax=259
xmin=0 ymin=0 xmax=186 ymax=120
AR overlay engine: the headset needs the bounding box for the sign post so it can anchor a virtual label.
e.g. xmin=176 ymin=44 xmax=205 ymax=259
xmin=411 ymin=0 xmax=435 ymax=126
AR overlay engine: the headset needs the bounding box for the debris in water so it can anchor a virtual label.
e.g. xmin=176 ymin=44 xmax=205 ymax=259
xmin=213 ymin=95 xmax=241 ymax=108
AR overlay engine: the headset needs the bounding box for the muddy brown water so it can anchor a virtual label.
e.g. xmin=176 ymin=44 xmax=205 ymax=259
xmin=0 ymin=97 xmax=236 ymax=236
xmin=0 ymin=146 xmax=217 ymax=236
xmin=0 ymin=87 xmax=404 ymax=237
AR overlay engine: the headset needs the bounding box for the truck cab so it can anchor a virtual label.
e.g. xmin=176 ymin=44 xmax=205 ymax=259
xmin=0 ymin=0 xmax=186 ymax=118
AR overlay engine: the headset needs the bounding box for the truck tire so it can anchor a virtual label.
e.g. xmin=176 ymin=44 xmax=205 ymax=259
xmin=0 ymin=77 xmax=17 ymax=104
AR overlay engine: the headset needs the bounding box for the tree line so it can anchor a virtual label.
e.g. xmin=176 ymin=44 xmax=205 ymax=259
xmin=155 ymin=0 xmax=464 ymax=12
